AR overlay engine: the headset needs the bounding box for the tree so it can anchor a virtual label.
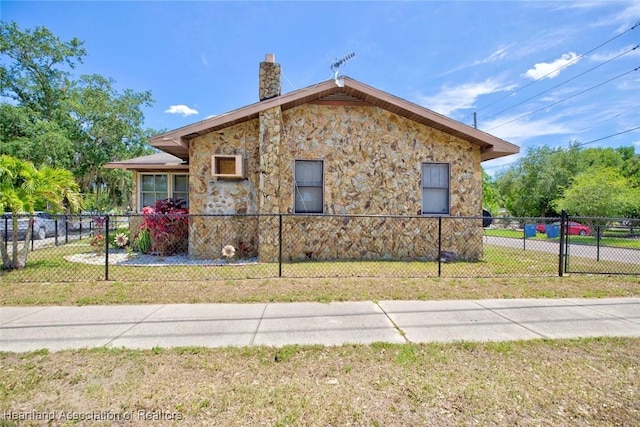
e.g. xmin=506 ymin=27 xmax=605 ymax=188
xmin=0 ymin=155 xmax=82 ymax=270
xmin=481 ymin=169 xmax=502 ymax=216
xmin=495 ymin=144 xmax=579 ymax=217
xmin=0 ymin=21 xmax=155 ymax=210
xmin=553 ymin=167 xmax=640 ymax=236
xmin=66 ymin=74 xmax=153 ymax=204
xmin=495 ymin=143 xmax=639 ymax=218
xmin=0 ymin=21 xmax=85 ymax=120
xmin=0 ymin=103 xmax=75 ymax=169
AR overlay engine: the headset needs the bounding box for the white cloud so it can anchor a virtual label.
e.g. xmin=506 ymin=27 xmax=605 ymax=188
xmin=200 ymin=54 xmax=209 ymax=66
xmin=472 ymin=45 xmax=512 ymax=66
xmin=523 ymin=52 xmax=580 ymax=80
xmin=164 ymin=105 xmax=199 ymax=116
xmin=481 ymin=115 xmax=574 ymax=143
xmin=589 ymin=44 xmax=640 ymax=62
xmin=597 ymin=0 xmax=640 ymax=32
xmin=416 ymin=79 xmax=516 ymax=116
xmin=441 ymin=45 xmax=513 ymax=76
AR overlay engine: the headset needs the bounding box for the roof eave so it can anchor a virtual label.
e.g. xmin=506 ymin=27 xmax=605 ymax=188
xmin=149 ymin=77 xmax=520 ymax=161
xmin=103 ymin=163 xmax=190 ymax=171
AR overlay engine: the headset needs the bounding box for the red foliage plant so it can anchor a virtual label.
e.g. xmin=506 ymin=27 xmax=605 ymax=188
xmin=141 ymin=198 xmax=189 ymax=255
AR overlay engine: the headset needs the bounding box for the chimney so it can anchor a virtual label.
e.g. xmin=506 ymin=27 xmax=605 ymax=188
xmin=259 ymin=53 xmax=281 ymax=101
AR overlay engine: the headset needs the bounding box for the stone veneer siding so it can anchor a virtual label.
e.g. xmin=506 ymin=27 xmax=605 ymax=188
xmin=188 ymin=103 xmax=483 ymax=261
xmin=259 ymin=60 xmax=281 ymax=101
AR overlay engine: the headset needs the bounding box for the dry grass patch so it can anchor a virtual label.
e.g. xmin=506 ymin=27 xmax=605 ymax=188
xmin=1 ymin=276 xmax=639 ymax=306
xmin=1 ymin=338 xmax=639 ymax=426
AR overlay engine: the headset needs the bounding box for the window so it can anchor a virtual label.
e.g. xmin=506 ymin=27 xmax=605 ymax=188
xmin=140 ymin=173 xmax=189 ymax=210
xmin=422 ymin=163 xmax=449 ymax=214
xmin=173 ymin=175 xmax=189 ymax=202
xmin=294 ymin=160 xmax=323 ymax=213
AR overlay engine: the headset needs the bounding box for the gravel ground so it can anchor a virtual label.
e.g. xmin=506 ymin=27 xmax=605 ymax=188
xmin=64 ymin=251 xmax=258 ymax=266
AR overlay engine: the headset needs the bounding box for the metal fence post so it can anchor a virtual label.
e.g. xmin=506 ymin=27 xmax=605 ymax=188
xmin=558 ymin=210 xmax=566 ymax=277
xmin=596 ymin=225 xmax=601 ymax=262
xmin=30 ymin=215 xmax=34 ymax=251
xmin=105 ymin=215 xmax=109 ymax=281
xmin=437 ymin=216 xmax=442 ymax=277
xmin=3 ymin=215 xmax=7 ymax=251
xmin=278 ymin=214 xmax=283 ymax=278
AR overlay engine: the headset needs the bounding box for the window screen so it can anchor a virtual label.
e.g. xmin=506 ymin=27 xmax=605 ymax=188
xmin=294 ymin=160 xmax=323 ymax=213
xmin=422 ymin=163 xmax=449 ymax=214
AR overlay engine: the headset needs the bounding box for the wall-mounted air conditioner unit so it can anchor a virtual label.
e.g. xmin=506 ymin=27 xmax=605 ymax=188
xmin=212 ymin=155 xmax=245 ymax=179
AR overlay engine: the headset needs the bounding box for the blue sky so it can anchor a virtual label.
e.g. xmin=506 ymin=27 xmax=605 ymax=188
xmin=2 ymin=0 xmax=639 ymax=173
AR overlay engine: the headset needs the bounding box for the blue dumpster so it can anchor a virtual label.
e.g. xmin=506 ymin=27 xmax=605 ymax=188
xmin=545 ymin=224 xmax=560 ymax=238
xmin=524 ymin=224 xmax=536 ymax=238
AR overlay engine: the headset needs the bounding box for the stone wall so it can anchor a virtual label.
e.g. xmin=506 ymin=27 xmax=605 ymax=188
xmin=259 ymin=56 xmax=281 ymax=101
xmin=188 ymin=119 xmax=260 ymax=257
xmin=187 ymin=102 xmax=484 ymax=261
xmin=277 ymin=104 xmax=482 ymax=216
xmin=280 ymin=215 xmax=484 ymax=262
xmin=189 ymin=215 xmax=259 ymax=260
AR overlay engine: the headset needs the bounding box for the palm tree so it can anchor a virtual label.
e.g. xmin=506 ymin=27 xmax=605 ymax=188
xmin=0 ymin=155 xmax=83 ymax=269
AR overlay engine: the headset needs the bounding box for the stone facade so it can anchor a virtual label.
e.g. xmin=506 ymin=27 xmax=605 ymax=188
xmin=187 ymin=102 xmax=484 ymax=262
xmin=259 ymin=54 xmax=281 ymax=101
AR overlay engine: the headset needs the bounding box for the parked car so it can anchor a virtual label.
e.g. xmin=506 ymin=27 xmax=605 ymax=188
xmin=0 ymin=212 xmax=64 ymax=240
xmin=564 ymin=221 xmax=591 ymax=236
xmin=65 ymin=214 xmax=94 ymax=231
xmin=536 ymin=221 xmax=591 ymax=236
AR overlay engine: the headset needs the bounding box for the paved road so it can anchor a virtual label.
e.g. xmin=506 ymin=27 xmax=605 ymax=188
xmin=485 ymin=236 xmax=640 ymax=264
xmin=2 ymin=298 xmax=639 ymax=352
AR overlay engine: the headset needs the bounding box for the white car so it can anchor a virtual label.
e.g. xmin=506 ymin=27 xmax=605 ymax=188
xmin=1 ymin=212 xmax=64 ymax=240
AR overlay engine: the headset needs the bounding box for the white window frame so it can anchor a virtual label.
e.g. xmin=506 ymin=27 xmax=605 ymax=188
xmin=421 ymin=163 xmax=450 ymax=215
xmin=139 ymin=173 xmax=189 ymax=211
xmin=294 ymin=160 xmax=324 ymax=214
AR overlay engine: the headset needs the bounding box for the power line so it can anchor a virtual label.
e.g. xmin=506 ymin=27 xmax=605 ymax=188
xmin=576 ymin=105 xmax=640 ymax=133
xmin=474 ymin=19 xmax=640 ymax=116
xmin=481 ymin=45 xmax=639 ymax=122
xmin=574 ymin=126 xmax=640 ymax=148
xmin=483 ymin=125 xmax=640 ymax=171
xmin=485 ymin=66 xmax=639 ymax=132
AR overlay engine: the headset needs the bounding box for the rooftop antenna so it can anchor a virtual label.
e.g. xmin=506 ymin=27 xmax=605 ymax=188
xmin=330 ymin=52 xmax=355 ymax=87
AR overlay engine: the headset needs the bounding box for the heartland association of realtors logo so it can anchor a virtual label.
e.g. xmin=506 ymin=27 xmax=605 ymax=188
xmin=2 ymin=410 xmax=183 ymax=422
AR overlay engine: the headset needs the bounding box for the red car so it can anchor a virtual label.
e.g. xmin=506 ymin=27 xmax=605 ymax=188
xmin=536 ymin=221 xmax=591 ymax=236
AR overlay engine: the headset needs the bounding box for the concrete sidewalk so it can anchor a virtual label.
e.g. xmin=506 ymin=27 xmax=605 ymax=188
xmin=1 ymin=298 xmax=639 ymax=352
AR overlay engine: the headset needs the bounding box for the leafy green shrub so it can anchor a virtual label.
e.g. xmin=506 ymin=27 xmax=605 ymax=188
xmin=140 ymin=198 xmax=188 ymax=255
xmin=134 ymin=228 xmax=151 ymax=254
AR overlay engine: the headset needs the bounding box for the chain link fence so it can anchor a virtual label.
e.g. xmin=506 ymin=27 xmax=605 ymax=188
xmin=2 ymin=213 xmax=639 ymax=282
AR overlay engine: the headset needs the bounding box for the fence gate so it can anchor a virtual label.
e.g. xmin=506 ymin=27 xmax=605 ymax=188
xmin=563 ymin=213 xmax=640 ymax=276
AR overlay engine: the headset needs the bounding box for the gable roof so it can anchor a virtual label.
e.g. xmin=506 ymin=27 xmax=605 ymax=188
xmin=150 ymin=76 xmax=519 ymax=162
xmin=103 ymin=152 xmax=188 ymax=171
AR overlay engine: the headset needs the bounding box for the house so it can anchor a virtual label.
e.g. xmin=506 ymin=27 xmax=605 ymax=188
xmin=105 ymin=54 xmax=519 ymax=262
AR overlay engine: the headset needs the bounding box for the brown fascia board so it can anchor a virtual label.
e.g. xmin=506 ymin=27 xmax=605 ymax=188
xmin=150 ymin=77 xmax=519 ymax=162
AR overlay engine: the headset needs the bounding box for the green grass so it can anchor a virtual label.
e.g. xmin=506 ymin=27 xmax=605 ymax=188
xmin=484 ymin=228 xmax=640 ymax=249
xmin=2 ymin=237 xmax=639 ymax=284
xmin=2 ymin=339 xmax=639 ymax=426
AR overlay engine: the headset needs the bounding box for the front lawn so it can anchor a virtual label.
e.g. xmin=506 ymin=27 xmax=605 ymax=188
xmin=484 ymin=228 xmax=640 ymax=249
xmin=1 ymin=338 xmax=639 ymax=426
